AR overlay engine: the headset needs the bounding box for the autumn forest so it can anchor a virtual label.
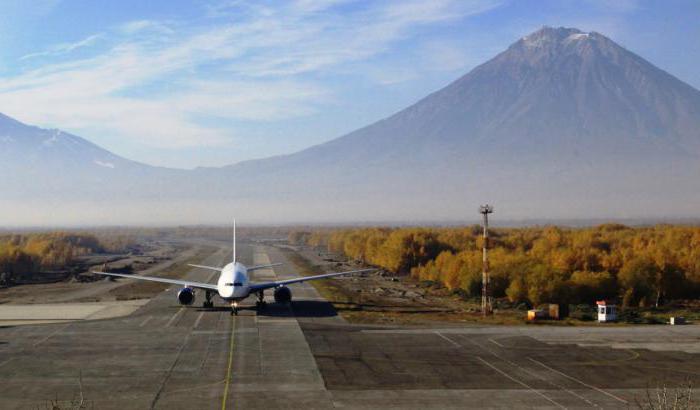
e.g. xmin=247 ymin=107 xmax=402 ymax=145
xmin=289 ymin=225 xmax=700 ymax=308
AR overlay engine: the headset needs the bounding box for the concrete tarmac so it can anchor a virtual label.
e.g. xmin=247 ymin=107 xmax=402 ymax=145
xmin=0 ymin=241 xmax=236 ymax=409
xmin=1 ymin=242 xmax=699 ymax=409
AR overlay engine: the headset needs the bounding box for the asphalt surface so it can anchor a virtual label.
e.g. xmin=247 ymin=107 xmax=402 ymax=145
xmin=0 ymin=241 xmax=237 ymax=409
xmin=1 ymin=241 xmax=699 ymax=409
xmin=302 ymin=324 xmax=700 ymax=408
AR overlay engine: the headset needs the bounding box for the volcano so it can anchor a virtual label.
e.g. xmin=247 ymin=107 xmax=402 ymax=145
xmin=2 ymin=27 xmax=699 ymax=224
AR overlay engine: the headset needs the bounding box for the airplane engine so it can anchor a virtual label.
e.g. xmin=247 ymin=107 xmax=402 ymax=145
xmin=177 ymin=287 xmax=195 ymax=305
xmin=274 ymin=286 xmax=292 ymax=304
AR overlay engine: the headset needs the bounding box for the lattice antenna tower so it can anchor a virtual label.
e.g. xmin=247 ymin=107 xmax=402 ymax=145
xmin=479 ymin=205 xmax=494 ymax=316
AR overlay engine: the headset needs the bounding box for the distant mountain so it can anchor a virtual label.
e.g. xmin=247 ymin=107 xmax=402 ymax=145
xmin=1 ymin=27 xmax=699 ymax=224
xmin=0 ymin=111 xmax=201 ymax=205
xmin=212 ymin=26 xmax=700 ymax=220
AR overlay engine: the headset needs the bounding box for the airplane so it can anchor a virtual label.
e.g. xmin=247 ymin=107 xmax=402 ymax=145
xmin=93 ymin=221 xmax=373 ymax=315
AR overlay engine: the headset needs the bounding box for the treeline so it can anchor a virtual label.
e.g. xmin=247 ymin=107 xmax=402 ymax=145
xmin=289 ymin=225 xmax=700 ymax=308
xmin=0 ymin=232 xmax=129 ymax=277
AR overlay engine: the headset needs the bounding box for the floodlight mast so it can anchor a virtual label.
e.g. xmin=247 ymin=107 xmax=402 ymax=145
xmin=479 ymin=205 xmax=494 ymax=316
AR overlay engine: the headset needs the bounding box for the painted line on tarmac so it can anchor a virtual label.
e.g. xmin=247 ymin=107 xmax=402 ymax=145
xmin=139 ymin=316 xmax=152 ymax=328
xmin=160 ymin=379 xmax=226 ymax=397
xmin=528 ymin=358 xmax=628 ymax=404
xmin=470 ymin=339 xmax=596 ymax=408
xmin=256 ymin=315 xmax=264 ymax=375
xmin=489 ymin=337 xmax=505 ymax=347
xmin=32 ymin=324 xmax=70 ymax=347
xmin=476 ymin=356 xmax=567 ymax=409
xmin=165 ymin=308 xmax=184 ymax=328
xmin=0 ymin=357 xmax=13 ymax=369
xmin=150 ymin=334 xmax=191 ymax=410
xmin=194 ymin=312 xmax=205 ymax=329
xmin=206 ymin=270 xmax=220 ymax=284
xmin=434 ymin=331 xmax=461 ymax=348
xmin=221 ymin=315 xmax=236 ymax=410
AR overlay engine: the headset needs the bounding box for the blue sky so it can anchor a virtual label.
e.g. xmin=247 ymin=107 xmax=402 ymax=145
xmin=0 ymin=0 xmax=698 ymax=169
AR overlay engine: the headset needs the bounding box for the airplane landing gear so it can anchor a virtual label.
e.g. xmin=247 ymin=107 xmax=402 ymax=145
xmin=231 ymin=302 xmax=239 ymax=316
xmin=255 ymin=291 xmax=267 ymax=310
xmin=203 ymin=291 xmax=214 ymax=308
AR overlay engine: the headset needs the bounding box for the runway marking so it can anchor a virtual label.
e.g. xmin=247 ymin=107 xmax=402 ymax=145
xmin=256 ymin=315 xmax=264 ymax=375
xmin=139 ymin=316 xmax=152 ymax=328
xmin=32 ymin=324 xmax=69 ymax=347
xmin=435 ymin=332 xmax=461 ymax=348
xmin=489 ymin=336 xmax=557 ymax=351
xmin=571 ymin=348 xmax=640 ymax=366
xmin=0 ymin=358 xmax=13 ymax=369
xmin=150 ymin=334 xmax=191 ymax=410
xmin=221 ymin=315 xmax=236 ymax=410
xmin=161 ymin=379 xmax=225 ymax=396
xmin=199 ymin=334 xmax=214 ymax=372
xmin=476 ymin=356 xmax=567 ymax=409
xmin=165 ymin=308 xmax=184 ymax=328
xmin=216 ymin=308 xmax=224 ymax=328
xmin=193 ymin=312 xmax=204 ymax=329
xmin=636 ymin=365 xmax=700 ymax=377
xmin=489 ymin=337 xmax=505 ymax=347
xmin=206 ymin=270 xmax=220 ymax=283
xmin=198 ymin=312 xmax=227 ymax=373
xmin=469 ymin=339 xmax=594 ymax=408
xmin=528 ymin=357 xmax=628 ymax=404
xmin=256 ymin=319 xmax=296 ymax=323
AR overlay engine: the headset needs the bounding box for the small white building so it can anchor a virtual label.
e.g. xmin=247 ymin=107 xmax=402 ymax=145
xmin=670 ymin=317 xmax=685 ymax=325
xmin=596 ymin=300 xmax=617 ymax=322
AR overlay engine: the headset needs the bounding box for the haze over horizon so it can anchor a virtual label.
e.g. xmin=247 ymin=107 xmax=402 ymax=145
xmin=2 ymin=22 xmax=700 ymax=226
xmin=1 ymin=0 xmax=699 ymax=169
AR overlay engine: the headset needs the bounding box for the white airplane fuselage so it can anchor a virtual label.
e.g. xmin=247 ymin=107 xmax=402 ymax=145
xmin=216 ymin=262 xmax=252 ymax=302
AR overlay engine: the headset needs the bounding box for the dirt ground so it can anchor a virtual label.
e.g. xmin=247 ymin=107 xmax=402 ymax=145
xmin=280 ymin=245 xmax=512 ymax=326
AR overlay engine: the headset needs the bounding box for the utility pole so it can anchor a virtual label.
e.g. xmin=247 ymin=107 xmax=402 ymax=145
xmin=479 ymin=205 xmax=494 ymax=316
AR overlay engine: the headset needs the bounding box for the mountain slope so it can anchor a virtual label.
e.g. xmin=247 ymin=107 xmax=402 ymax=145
xmin=0 ymin=113 xmax=187 ymax=201
xmin=210 ymin=26 xmax=700 ymax=219
xmin=1 ymin=27 xmax=699 ymax=224
xmin=232 ymin=27 xmax=700 ymax=166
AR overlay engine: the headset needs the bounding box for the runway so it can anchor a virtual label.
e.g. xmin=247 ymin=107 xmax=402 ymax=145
xmin=0 ymin=241 xmax=238 ymax=409
xmin=0 ymin=242 xmax=342 ymax=409
xmin=1 ymin=242 xmax=699 ymax=409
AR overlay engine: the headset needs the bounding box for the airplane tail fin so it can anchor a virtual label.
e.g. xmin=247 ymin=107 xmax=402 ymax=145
xmin=233 ymin=219 xmax=236 ymax=264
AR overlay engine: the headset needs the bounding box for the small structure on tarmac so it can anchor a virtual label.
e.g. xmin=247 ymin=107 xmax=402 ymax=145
xmin=526 ymin=304 xmax=568 ymax=321
xmin=670 ymin=317 xmax=686 ymax=325
xmin=527 ymin=309 xmax=547 ymax=321
xmin=596 ymin=300 xmax=617 ymax=322
xmin=548 ymin=304 xmax=568 ymax=320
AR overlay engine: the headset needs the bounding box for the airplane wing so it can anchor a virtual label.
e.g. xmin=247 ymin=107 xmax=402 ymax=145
xmin=249 ymin=268 xmax=374 ymax=292
xmin=93 ymin=271 xmax=219 ymax=291
xmin=188 ymin=264 xmax=223 ymax=272
xmin=247 ymin=263 xmax=283 ymax=272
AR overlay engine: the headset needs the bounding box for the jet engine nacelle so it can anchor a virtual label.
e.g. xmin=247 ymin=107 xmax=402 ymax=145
xmin=177 ymin=287 xmax=195 ymax=305
xmin=274 ymin=286 xmax=292 ymax=304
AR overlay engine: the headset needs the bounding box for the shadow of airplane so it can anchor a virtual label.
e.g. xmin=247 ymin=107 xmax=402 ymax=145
xmin=193 ymin=300 xmax=339 ymax=318
xmin=259 ymin=300 xmax=338 ymax=318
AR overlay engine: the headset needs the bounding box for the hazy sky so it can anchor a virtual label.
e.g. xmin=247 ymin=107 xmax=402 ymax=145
xmin=0 ymin=0 xmax=698 ymax=169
